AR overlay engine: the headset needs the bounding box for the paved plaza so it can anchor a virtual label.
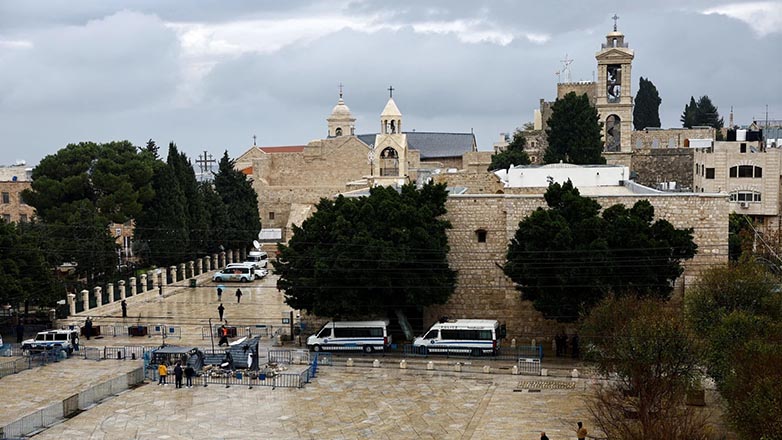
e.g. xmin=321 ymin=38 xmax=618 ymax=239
xmin=0 ymin=274 xmax=731 ymax=439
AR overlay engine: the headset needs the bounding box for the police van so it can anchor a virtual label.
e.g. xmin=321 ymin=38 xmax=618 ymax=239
xmin=21 ymin=329 xmax=80 ymax=356
xmin=306 ymin=320 xmax=391 ymax=353
xmin=413 ymin=319 xmax=505 ymax=356
xmin=245 ymin=251 xmax=268 ymax=268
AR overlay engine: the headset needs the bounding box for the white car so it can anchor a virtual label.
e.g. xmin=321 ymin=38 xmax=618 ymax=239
xmin=212 ymin=266 xmax=253 ymax=283
xmin=225 ymin=262 xmax=268 ymax=280
xmin=21 ymin=329 xmax=79 ymax=356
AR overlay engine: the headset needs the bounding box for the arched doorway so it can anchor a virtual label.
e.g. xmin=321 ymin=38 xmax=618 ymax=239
xmin=605 ymin=114 xmax=621 ymax=152
xmin=379 ymin=147 xmax=399 ymax=176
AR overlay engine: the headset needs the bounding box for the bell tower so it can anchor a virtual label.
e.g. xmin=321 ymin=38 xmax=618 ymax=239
xmin=595 ymin=15 xmax=634 ymax=153
xmin=371 ymin=86 xmax=408 ymax=183
xmin=326 ymin=83 xmax=355 ymax=137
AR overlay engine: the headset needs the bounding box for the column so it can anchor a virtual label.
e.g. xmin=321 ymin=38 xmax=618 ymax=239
xmin=227 ymin=250 xmax=234 ymax=265
xmin=187 ymin=261 xmax=194 ymax=278
xmin=94 ymin=286 xmax=103 ymax=308
xmin=139 ymin=274 xmax=147 ymax=293
xmin=118 ymin=280 xmax=126 ymax=300
xmin=219 ymin=252 xmax=226 ymax=267
xmin=67 ymin=293 xmax=76 ymax=316
xmin=179 ymin=263 xmax=186 ymax=281
xmin=128 ymin=277 xmax=136 ymax=297
xmin=170 ymin=266 xmax=177 ymax=284
xmin=81 ymin=289 xmax=89 ymax=311
xmin=196 ymin=258 xmax=203 ymax=275
xmin=211 ymin=254 xmax=218 ymax=269
xmin=106 ymin=283 xmax=115 ymax=304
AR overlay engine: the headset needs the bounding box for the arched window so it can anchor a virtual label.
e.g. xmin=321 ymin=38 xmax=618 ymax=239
xmin=730 ymin=166 xmax=763 ymax=178
xmin=335 ymin=127 xmax=343 ymax=136
xmin=379 ymin=147 xmax=399 ymax=176
xmin=475 ymin=229 xmax=487 ymax=243
xmin=605 ymin=115 xmax=621 ymax=152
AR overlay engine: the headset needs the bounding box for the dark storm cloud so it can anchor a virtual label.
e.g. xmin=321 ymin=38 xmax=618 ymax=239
xmin=0 ymin=0 xmax=779 ymax=165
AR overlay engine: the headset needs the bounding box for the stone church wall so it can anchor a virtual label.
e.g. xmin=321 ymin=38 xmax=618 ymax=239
xmin=557 ymin=82 xmax=597 ymax=105
xmin=630 ymin=127 xmax=714 ymax=149
xmin=631 ymin=148 xmax=694 ymax=189
xmin=426 ymin=192 xmax=728 ymax=344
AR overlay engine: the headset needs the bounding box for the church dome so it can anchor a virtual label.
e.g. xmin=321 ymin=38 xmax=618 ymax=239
xmin=330 ymin=98 xmax=353 ymax=118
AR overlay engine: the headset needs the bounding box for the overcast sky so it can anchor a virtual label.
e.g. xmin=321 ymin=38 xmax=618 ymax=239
xmin=1 ymin=0 xmax=780 ymax=167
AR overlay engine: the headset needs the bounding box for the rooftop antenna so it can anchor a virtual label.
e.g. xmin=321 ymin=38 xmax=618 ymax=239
xmin=560 ymin=53 xmax=574 ymax=83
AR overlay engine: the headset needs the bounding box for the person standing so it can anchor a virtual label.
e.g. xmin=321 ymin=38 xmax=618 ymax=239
xmin=571 ymin=333 xmax=580 ymax=359
xmin=218 ymin=325 xmax=229 ymax=347
xmin=217 ymin=287 xmax=223 ymax=301
xmin=577 ymin=421 xmax=587 ymax=440
xmin=15 ymin=321 xmax=24 ymax=344
xmin=84 ymin=317 xmax=93 ymax=340
xmin=174 ymin=362 xmax=183 ymax=389
xmin=235 ymin=288 xmax=242 ymax=304
xmin=184 ymin=364 xmax=195 ymax=388
xmin=540 ymin=432 xmax=549 ymax=440
xmin=218 ymin=303 xmax=225 ymax=321
xmin=121 ymin=300 xmax=127 ymax=318
xmin=158 ymin=362 xmax=168 ymax=385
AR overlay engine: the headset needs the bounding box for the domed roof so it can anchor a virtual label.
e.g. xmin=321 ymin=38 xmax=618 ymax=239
xmin=330 ymin=98 xmax=353 ymax=118
xmin=607 ymin=30 xmax=624 ymax=37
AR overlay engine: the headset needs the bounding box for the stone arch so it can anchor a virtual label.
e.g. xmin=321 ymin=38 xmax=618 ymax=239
xmin=379 ymin=147 xmax=399 ymax=176
xmin=605 ymin=114 xmax=621 ymax=152
xmin=335 ymin=127 xmax=343 ymax=136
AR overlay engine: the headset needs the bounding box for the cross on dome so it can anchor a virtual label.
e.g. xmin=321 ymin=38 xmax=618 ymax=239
xmin=612 ymin=14 xmax=620 ymax=31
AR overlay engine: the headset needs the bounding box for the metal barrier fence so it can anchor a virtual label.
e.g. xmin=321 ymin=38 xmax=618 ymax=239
xmin=201 ymin=324 xmax=271 ymax=340
xmin=149 ymin=325 xmax=182 ymax=339
xmin=517 ymin=358 xmax=542 ymax=376
xmin=0 ymin=358 xmax=29 ymax=379
xmin=268 ymin=349 xmax=292 ymax=364
xmin=0 ymin=366 xmax=144 ymax=439
xmin=103 ymin=346 xmax=149 ymax=360
xmin=400 ymin=344 xmax=543 ymax=361
xmin=83 ymin=347 xmax=103 ymax=361
xmin=200 ymin=368 xmax=311 ymax=389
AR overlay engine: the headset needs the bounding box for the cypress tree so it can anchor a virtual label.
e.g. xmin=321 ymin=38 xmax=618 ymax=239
xmin=213 ymin=152 xmax=261 ymax=251
xmin=633 ymin=77 xmax=662 ymax=129
xmin=544 ymin=92 xmax=605 ymax=164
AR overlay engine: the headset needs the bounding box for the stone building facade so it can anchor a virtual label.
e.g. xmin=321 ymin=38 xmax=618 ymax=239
xmin=0 ymin=164 xmax=35 ymax=223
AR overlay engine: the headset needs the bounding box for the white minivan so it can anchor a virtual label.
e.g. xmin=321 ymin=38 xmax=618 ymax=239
xmin=245 ymin=251 xmax=268 ymax=268
xmin=225 ymin=262 xmax=267 ymax=280
xmin=413 ymin=319 xmax=504 ymax=356
xmin=212 ymin=266 xmax=253 ymax=283
xmin=307 ymin=320 xmax=391 ymax=353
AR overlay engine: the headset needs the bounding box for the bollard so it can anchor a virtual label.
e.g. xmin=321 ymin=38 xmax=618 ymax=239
xmin=399 ymin=360 xmax=407 ymax=369
xmin=511 ymin=338 xmax=517 ymax=348
xmin=483 ymin=365 xmax=491 ymax=374
xmin=117 ymin=350 xmax=122 ymax=360
xmin=512 ymin=365 xmax=519 ymax=375
xmin=571 ymin=368 xmax=579 ymax=379
xmin=372 ymin=359 xmax=380 ymax=368
xmin=426 ymin=361 xmax=434 ymax=370
xmin=346 ymin=358 xmax=354 ymax=367
xmin=531 ymin=338 xmax=536 ymax=347
xmin=541 ymin=368 xmax=548 ymax=376
xmin=454 ymin=363 xmax=462 ymax=372
xmin=131 ymin=353 xmax=136 ymax=360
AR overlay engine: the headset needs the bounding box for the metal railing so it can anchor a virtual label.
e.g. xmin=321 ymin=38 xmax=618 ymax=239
xmin=400 ymin=344 xmax=542 ymax=361
xmin=517 ymin=358 xmax=542 ymax=376
xmin=199 ymin=368 xmax=311 ymax=389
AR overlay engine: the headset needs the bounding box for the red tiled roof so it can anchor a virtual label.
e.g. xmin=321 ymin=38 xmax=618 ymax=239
xmin=258 ymin=145 xmax=306 ymax=153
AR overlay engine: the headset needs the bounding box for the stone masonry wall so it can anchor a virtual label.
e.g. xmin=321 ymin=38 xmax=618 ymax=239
xmin=427 ymin=193 xmax=728 ymax=344
xmin=631 ymin=148 xmax=694 ymax=189
xmin=630 ymin=127 xmax=714 ymax=149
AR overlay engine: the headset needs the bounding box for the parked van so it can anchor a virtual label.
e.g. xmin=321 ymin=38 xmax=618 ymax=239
xmin=307 ymin=320 xmax=391 ymax=353
xmin=212 ymin=266 xmax=253 ymax=283
xmin=245 ymin=251 xmax=268 ymax=268
xmin=225 ymin=262 xmax=267 ymax=280
xmin=413 ymin=319 xmax=505 ymax=356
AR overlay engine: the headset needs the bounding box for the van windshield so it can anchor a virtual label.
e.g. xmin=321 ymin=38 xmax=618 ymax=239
xmin=423 ymin=330 xmax=438 ymax=339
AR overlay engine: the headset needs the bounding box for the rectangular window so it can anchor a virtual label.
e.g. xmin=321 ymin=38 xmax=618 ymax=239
xmin=1 ymin=192 xmax=8 ymax=203
xmin=269 ymin=212 xmax=275 ymax=220
xmin=755 ymin=193 xmax=762 ymax=202
xmin=755 ymin=167 xmax=763 ymax=178
xmin=729 ymin=167 xmax=737 ymax=178
xmin=740 ymin=143 xmax=747 ymax=153
xmin=705 ymin=168 xmax=715 ymax=179
xmin=738 ymin=165 xmax=754 ymax=178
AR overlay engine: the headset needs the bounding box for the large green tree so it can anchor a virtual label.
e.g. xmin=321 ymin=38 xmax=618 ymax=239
xmin=503 ymin=180 xmax=696 ymax=321
xmin=274 ymin=183 xmax=456 ymax=323
xmin=686 ymin=261 xmax=782 ymax=439
xmin=213 ymin=152 xmax=261 ymax=250
xmin=167 ymin=143 xmax=209 ymax=257
xmin=488 ymin=129 xmax=530 ymax=171
xmin=681 ymin=95 xmax=723 ymax=129
xmin=633 ymin=77 xmax=662 ymax=130
xmin=22 ymin=141 xmax=156 ymax=282
xmin=544 ymin=92 xmax=605 ymax=164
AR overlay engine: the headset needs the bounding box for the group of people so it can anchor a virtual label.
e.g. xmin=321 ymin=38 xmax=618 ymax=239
xmin=554 ymin=331 xmax=580 ymax=358
xmin=157 ymin=361 xmax=195 ymax=388
xmin=216 ymin=287 xmax=242 ymax=304
xmin=540 ymin=421 xmax=588 ymax=440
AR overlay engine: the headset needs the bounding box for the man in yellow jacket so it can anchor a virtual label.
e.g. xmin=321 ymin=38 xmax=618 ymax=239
xmin=158 ymin=363 xmax=168 ymax=385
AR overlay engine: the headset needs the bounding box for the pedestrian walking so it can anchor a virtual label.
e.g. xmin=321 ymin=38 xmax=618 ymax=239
xmin=217 ymin=286 xmax=223 ymax=301
xmin=174 ymin=362 xmax=183 ymax=389
xmin=235 ymin=288 xmax=242 ymax=303
xmin=158 ymin=363 xmax=168 ymax=385
xmin=84 ymin=317 xmax=93 ymax=340
xmin=218 ymin=325 xmax=229 ymax=347
xmin=218 ymin=303 xmax=225 ymax=321
xmin=184 ymin=364 xmax=195 ymax=388
xmin=121 ymin=300 xmax=127 ymax=318
xmin=540 ymin=432 xmax=549 ymax=440
xmin=15 ymin=321 xmax=24 ymax=344
xmin=577 ymin=421 xmax=587 ymax=440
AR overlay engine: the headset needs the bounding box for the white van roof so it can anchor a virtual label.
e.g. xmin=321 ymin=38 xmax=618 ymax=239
xmin=325 ymin=320 xmax=389 ymax=327
xmin=430 ymin=319 xmax=498 ymax=329
xmin=248 ymin=251 xmax=267 ymax=256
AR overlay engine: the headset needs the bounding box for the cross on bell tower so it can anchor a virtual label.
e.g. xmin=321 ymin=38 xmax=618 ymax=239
xmin=612 ymin=14 xmax=620 ymax=31
xmin=388 ymin=85 xmax=394 ymax=98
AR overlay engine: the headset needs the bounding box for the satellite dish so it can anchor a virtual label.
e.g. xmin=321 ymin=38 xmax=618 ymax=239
xmin=252 ymin=240 xmax=261 ymax=250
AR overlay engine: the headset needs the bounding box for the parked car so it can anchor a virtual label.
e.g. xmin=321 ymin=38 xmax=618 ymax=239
xmin=246 ymin=251 xmax=268 ymax=268
xmin=21 ymin=329 xmax=79 ymax=356
xmin=212 ymin=266 xmax=253 ymax=283
xmin=225 ymin=262 xmax=268 ymax=280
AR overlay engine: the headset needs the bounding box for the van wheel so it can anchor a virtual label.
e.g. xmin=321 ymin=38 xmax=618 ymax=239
xmin=214 ymin=277 xmax=222 ymax=282
xmin=471 ymin=348 xmax=481 ymax=357
xmin=241 ymin=277 xmax=249 ymax=283
xmin=363 ymin=346 xmax=373 ymax=354
xmin=312 ymin=345 xmax=322 ymax=352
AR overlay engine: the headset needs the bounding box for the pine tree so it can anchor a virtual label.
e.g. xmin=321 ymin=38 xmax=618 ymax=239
xmin=695 ymin=95 xmax=724 ymax=129
xmin=544 ymin=92 xmax=605 ymax=164
xmin=488 ymin=130 xmax=530 ymax=171
xmin=681 ymin=96 xmax=697 ymax=128
xmin=167 ymin=143 xmax=209 ymax=258
xmin=633 ymin=77 xmax=662 ymax=130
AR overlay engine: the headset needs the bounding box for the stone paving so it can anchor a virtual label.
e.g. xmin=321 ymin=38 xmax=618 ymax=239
xmin=0 ymin=274 xmax=731 ymax=439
